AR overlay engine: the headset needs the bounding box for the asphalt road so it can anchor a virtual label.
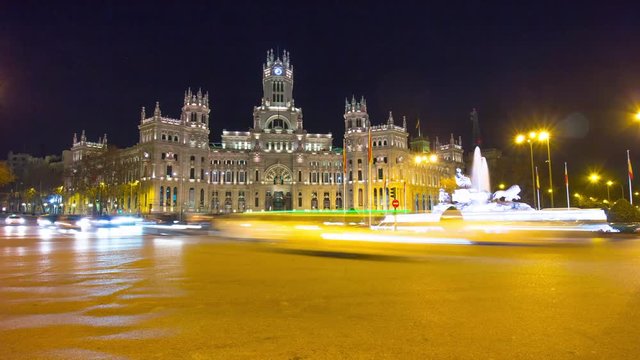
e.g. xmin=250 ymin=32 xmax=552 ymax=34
xmin=1 ymin=225 xmax=639 ymax=359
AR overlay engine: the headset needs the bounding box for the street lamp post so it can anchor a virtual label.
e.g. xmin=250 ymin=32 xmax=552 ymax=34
xmin=588 ymin=173 xmax=601 ymax=203
xmin=516 ymin=133 xmax=537 ymax=210
xmin=606 ymin=180 xmax=613 ymax=202
xmin=538 ymin=131 xmax=554 ymax=207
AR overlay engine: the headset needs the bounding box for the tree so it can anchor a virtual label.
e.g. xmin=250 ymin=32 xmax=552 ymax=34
xmin=440 ymin=177 xmax=458 ymax=194
xmin=607 ymin=198 xmax=640 ymax=222
xmin=0 ymin=161 xmax=15 ymax=187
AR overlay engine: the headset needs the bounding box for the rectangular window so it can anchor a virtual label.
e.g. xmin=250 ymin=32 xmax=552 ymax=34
xmin=166 ymin=165 xmax=173 ymax=177
xmin=238 ymin=171 xmax=246 ymax=184
xmin=190 ymin=168 xmax=195 ymax=179
xmin=255 ymin=170 xmax=259 ymax=182
xmin=358 ymin=170 xmax=363 ymax=181
xmin=378 ymin=168 xmax=383 ymax=180
xmin=298 ymin=171 xmax=302 ymax=182
xmin=200 ymin=169 xmax=205 ymax=180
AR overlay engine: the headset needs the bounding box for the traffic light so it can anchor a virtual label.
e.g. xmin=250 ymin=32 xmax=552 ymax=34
xmin=390 ymin=187 xmax=396 ymax=199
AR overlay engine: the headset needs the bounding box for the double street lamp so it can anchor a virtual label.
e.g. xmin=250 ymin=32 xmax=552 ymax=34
xmin=515 ymin=132 xmax=538 ymax=209
xmin=515 ymin=130 xmax=554 ymax=209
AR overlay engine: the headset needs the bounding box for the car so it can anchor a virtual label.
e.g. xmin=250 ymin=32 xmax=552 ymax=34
xmin=54 ymin=215 xmax=90 ymax=231
xmin=37 ymin=214 xmax=60 ymax=227
xmin=5 ymin=214 xmax=26 ymax=225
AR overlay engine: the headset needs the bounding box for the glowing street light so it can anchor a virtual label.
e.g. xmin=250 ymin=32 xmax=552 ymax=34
xmin=515 ymin=132 xmax=537 ymax=209
xmin=606 ymin=180 xmax=613 ymax=202
xmin=414 ymin=154 xmax=438 ymax=165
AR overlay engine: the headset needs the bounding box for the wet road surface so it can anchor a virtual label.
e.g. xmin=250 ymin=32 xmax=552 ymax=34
xmin=1 ymin=225 xmax=640 ymax=359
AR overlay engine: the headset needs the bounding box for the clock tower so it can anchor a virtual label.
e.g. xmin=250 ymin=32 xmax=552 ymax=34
xmin=262 ymin=49 xmax=294 ymax=107
xmin=252 ymin=49 xmax=303 ymax=132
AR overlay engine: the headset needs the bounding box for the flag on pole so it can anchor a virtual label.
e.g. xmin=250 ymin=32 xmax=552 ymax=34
xmin=416 ymin=118 xmax=421 ymax=137
xmin=628 ymin=150 xmax=634 ymax=205
xmin=628 ymin=152 xmax=634 ymax=181
xmin=367 ymin=127 xmax=373 ymax=164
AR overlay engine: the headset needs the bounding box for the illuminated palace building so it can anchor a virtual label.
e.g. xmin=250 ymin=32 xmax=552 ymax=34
xmin=64 ymin=50 xmax=463 ymax=214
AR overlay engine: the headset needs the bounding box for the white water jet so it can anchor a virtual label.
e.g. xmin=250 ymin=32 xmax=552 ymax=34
xmin=480 ymin=156 xmax=491 ymax=193
xmin=471 ymin=147 xmax=490 ymax=192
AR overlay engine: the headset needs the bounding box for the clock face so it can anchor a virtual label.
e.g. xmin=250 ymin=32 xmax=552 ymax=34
xmin=273 ymin=66 xmax=283 ymax=76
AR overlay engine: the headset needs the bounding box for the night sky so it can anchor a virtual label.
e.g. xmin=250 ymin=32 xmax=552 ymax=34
xmin=2 ymin=1 xmax=640 ymax=183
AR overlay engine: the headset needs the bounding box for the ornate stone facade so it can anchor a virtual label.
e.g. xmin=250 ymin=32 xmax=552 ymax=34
xmin=64 ymin=50 xmax=463 ymax=215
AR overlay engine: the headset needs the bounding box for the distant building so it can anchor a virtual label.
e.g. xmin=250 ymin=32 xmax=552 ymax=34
xmin=64 ymin=50 xmax=463 ymax=215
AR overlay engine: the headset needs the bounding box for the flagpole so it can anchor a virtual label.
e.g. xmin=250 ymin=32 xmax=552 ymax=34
xmin=343 ymin=138 xmax=347 ymax=215
xmin=535 ymin=166 xmax=541 ymax=210
xmin=564 ymin=161 xmax=570 ymax=209
xmin=628 ymin=150 xmax=633 ymax=205
xmin=368 ymin=126 xmax=372 ymax=228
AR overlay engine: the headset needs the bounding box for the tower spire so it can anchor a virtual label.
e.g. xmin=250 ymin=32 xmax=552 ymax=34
xmin=154 ymin=101 xmax=161 ymax=118
xmin=140 ymin=106 xmax=146 ymax=123
xmin=387 ymin=111 xmax=394 ymax=125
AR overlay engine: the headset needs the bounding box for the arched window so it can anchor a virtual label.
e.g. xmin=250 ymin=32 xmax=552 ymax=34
xmin=173 ymin=187 xmax=178 ymax=206
xmin=268 ymin=118 xmax=288 ymax=129
xmin=160 ymin=186 xmax=164 ymax=205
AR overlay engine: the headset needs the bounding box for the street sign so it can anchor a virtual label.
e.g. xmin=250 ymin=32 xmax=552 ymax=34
xmin=392 ymin=199 xmax=400 ymax=209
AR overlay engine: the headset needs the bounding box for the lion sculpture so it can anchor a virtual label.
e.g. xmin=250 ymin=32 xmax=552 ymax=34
xmin=492 ymin=185 xmax=521 ymax=202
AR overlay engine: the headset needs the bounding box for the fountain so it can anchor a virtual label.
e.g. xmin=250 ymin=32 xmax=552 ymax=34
xmin=439 ymin=146 xmax=533 ymax=213
xmin=375 ymin=146 xmax=612 ymax=231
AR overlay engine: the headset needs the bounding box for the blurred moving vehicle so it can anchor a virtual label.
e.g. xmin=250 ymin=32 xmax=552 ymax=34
xmin=5 ymin=214 xmax=26 ymax=225
xmin=90 ymin=215 xmax=143 ymax=228
xmin=54 ymin=215 xmax=89 ymax=231
xmin=37 ymin=214 xmax=60 ymax=227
